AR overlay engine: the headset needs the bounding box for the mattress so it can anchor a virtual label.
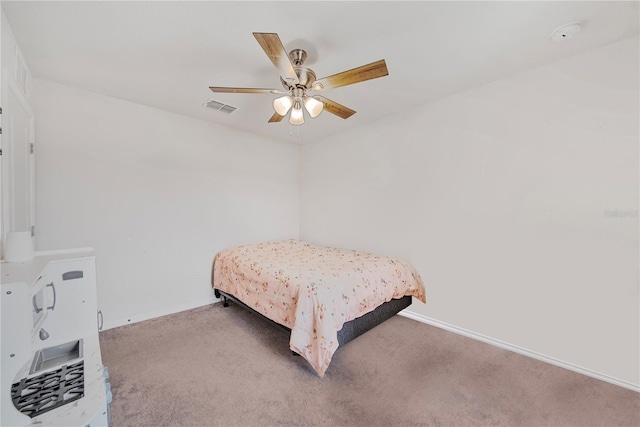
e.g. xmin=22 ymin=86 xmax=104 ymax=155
xmin=212 ymin=240 xmax=426 ymax=376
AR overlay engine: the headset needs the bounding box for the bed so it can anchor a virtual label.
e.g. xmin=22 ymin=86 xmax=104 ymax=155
xmin=211 ymin=240 xmax=426 ymax=376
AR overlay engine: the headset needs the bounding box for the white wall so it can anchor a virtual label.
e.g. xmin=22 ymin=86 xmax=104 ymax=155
xmin=34 ymin=80 xmax=299 ymax=328
xmin=300 ymin=36 xmax=639 ymax=386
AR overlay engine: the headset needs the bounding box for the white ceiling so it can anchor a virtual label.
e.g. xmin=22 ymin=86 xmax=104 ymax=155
xmin=3 ymin=1 xmax=638 ymax=144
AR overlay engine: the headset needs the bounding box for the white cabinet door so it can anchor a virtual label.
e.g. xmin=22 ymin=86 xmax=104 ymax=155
xmin=39 ymin=259 xmax=98 ymax=347
xmin=1 ymin=79 xmax=35 ymax=255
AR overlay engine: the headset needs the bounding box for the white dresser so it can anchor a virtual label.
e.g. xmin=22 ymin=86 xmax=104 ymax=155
xmin=1 ymin=248 xmax=110 ymax=426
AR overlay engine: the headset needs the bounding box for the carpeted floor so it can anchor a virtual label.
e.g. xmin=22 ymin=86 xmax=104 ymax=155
xmin=99 ymin=303 xmax=639 ymax=427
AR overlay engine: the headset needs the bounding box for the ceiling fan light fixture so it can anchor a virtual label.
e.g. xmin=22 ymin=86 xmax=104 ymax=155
xmin=289 ymin=101 xmax=305 ymax=125
xmin=304 ymin=96 xmax=324 ymax=118
xmin=212 ymin=33 xmax=389 ymax=130
xmin=273 ymin=95 xmax=294 ymax=116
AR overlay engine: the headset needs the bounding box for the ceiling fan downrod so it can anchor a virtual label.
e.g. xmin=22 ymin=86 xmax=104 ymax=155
xmin=289 ymin=49 xmax=307 ymax=67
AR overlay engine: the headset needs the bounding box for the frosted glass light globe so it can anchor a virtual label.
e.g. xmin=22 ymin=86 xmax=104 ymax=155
xmin=273 ymin=96 xmax=293 ymax=116
xmin=303 ymin=96 xmax=324 ymax=118
xmin=289 ymin=102 xmax=304 ymax=125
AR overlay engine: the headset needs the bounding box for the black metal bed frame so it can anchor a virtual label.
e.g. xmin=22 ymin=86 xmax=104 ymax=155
xmin=214 ymin=288 xmax=412 ymax=348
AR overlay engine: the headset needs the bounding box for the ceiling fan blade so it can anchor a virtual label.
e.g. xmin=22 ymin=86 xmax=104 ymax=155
xmin=315 ymin=96 xmax=356 ymax=119
xmin=312 ymin=59 xmax=388 ymax=91
xmin=268 ymin=112 xmax=285 ymax=123
xmin=253 ymin=32 xmax=300 ymax=85
xmin=209 ymin=87 xmax=284 ymax=94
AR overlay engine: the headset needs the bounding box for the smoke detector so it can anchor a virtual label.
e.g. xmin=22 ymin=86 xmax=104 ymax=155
xmin=551 ymin=21 xmax=583 ymax=41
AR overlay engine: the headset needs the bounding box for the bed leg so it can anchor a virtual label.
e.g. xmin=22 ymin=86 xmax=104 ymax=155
xmin=214 ymin=289 xmax=221 ymax=298
xmin=223 ymin=296 xmax=230 ymax=307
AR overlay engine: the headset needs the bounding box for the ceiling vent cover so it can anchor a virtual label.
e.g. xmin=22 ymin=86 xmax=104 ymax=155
xmin=204 ymin=99 xmax=237 ymax=114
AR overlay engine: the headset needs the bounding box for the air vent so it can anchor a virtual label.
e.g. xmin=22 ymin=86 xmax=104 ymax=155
xmin=204 ymin=99 xmax=236 ymax=114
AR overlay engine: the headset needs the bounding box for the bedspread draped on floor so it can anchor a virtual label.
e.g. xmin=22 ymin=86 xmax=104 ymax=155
xmin=212 ymin=240 xmax=426 ymax=376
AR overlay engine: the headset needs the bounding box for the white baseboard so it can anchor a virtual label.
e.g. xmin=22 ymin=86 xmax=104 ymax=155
xmin=399 ymin=310 xmax=640 ymax=393
xmin=101 ymin=296 xmax=219 ymax=331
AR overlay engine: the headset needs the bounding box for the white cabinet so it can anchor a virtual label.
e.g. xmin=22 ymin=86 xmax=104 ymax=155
xmin=1 ymin=249 xmax=110 ymax=426
xmin=37 ymin=258 xmax=98 ymax=346
xmin=1 ymin=74 xmax=36 ymax=259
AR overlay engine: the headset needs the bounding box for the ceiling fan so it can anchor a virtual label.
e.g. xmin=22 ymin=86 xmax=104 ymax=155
xmin=209 ymin=33 xmax=389 ymax=126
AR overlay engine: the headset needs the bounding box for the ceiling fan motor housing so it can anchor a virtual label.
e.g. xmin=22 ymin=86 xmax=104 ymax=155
xmin=281 ymin=67 xmax=316 ymax=91
xmin=278 ymin=49 xmax=317 ymax=91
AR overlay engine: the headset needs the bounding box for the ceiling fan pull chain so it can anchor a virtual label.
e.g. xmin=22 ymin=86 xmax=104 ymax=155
xmin=287 ymin=123 xmax=301 ymax=138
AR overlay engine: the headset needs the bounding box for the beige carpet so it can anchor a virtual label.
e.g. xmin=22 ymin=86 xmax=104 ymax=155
xmin=99 ymin=303 xmax=639 ymax=427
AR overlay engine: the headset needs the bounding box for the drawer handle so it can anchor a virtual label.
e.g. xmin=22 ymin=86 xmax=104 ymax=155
xmin=62 ymin=270 xmax=83 ymax=281
xmin=46 ymin=283 xmax=57 ymax=311
xmin=97 ymin=310 xmax=104 ymax=331
xmin=32 ymin=294 xmax=43 ymax=314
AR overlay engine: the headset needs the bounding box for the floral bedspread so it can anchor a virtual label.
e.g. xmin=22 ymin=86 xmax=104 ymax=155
xmin=212 ymin=240 xmax=426 ymax=376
